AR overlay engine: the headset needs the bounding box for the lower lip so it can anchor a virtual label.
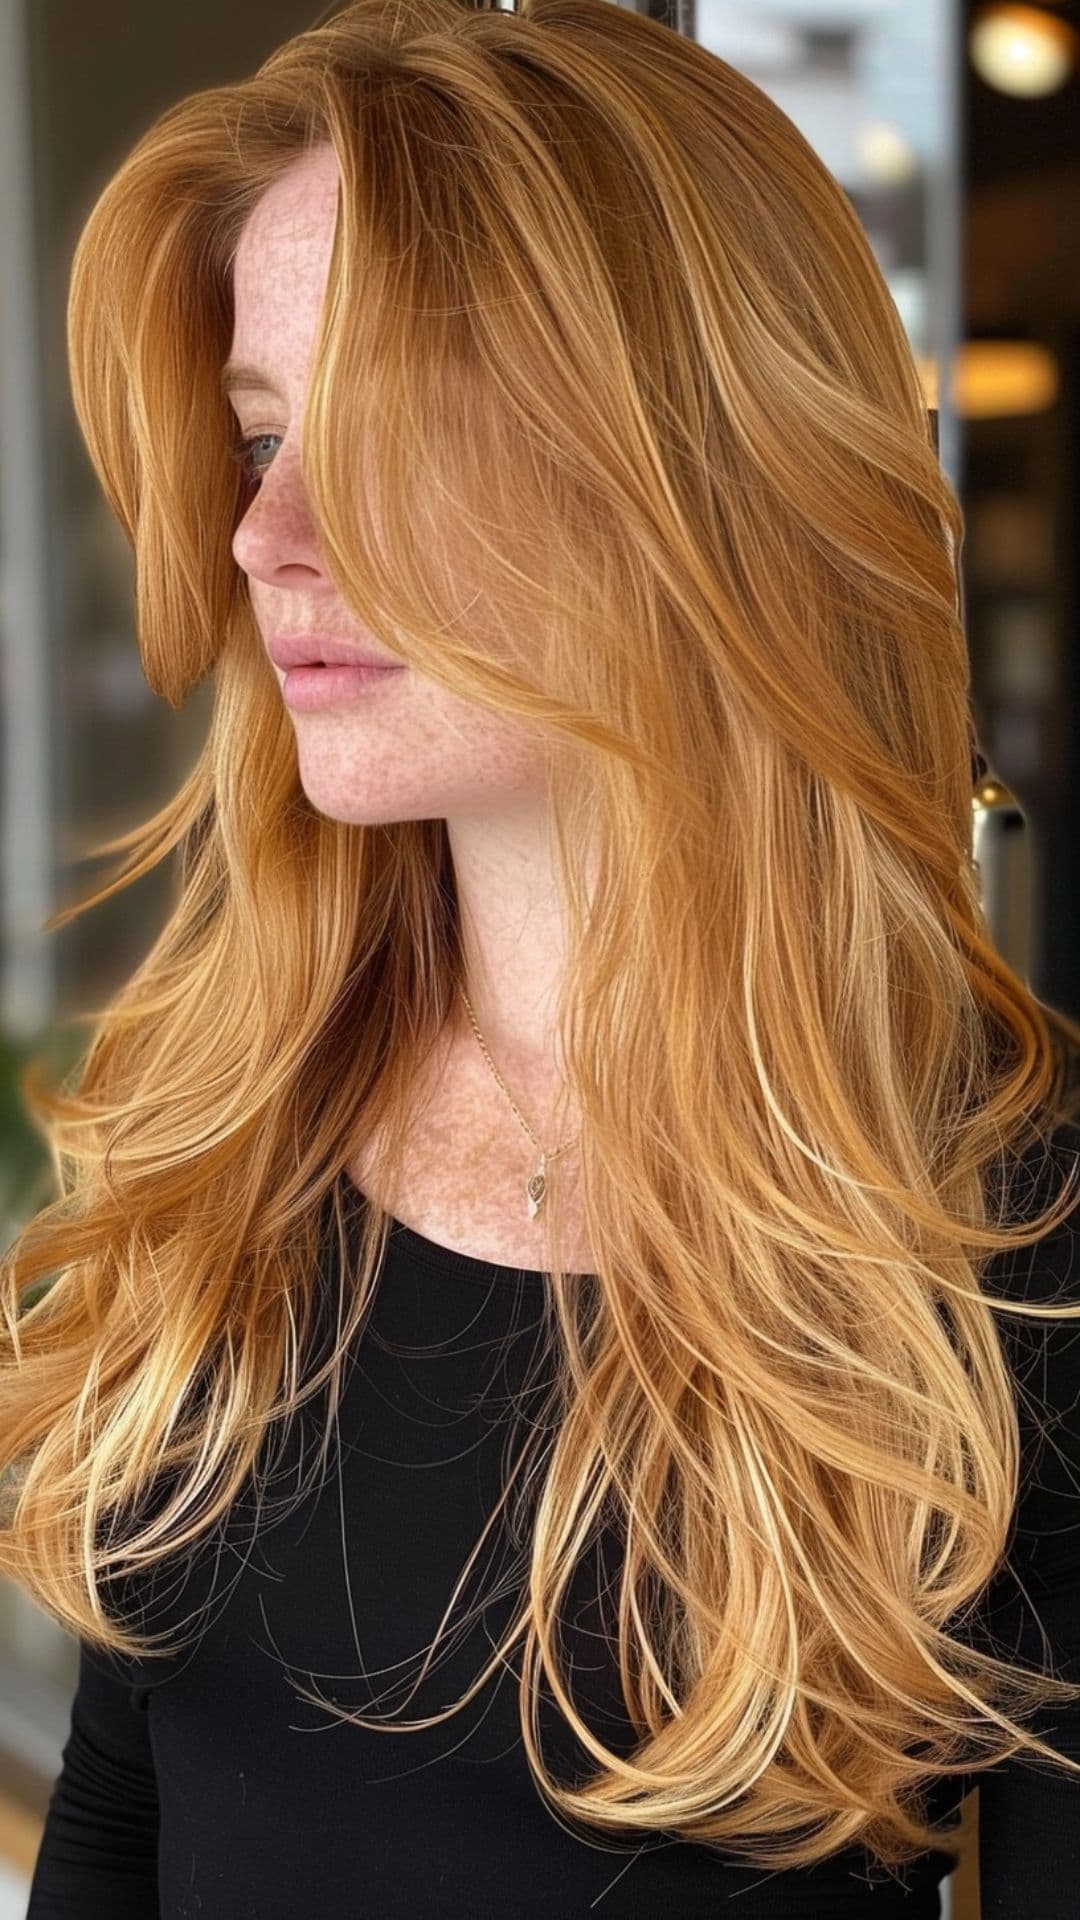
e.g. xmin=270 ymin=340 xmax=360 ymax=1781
xmin=281 ymin=664 xmax=405 ymax=710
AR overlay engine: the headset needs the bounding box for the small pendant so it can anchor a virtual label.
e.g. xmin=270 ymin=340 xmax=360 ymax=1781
xmin=526 ymin=1154 xmax=548 ymax=1218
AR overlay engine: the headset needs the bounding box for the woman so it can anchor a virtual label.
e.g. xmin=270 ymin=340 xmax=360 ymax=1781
xmin=4 ymin=1 xmax=1080 ymax=1913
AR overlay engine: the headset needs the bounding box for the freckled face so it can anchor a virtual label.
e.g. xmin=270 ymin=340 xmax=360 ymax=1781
xmin=227 ymin=142 xmax=551 ymax=828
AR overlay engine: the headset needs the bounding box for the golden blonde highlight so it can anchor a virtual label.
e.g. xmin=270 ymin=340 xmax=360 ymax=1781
xmin=4 ymin=0 xmax=1080 ymax=1876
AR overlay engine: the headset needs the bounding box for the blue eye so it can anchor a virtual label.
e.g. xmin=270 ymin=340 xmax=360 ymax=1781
xmin=228 ymin=431 xmax=281 ymax=489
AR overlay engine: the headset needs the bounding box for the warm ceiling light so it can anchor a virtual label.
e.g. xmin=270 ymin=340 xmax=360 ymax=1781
xmin=915 ymin=343 xmax=1060 ymax=421
xmin=968 ymin=3 xmax=1079 ymax=97
xmin=946 ymin=341 xmax=1060 ymax=420
xmin=855 ymin=121 xmax=919 ymax=187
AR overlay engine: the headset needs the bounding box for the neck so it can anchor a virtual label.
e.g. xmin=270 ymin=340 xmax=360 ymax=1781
xmin=445 ymin=800 xmax=582 ymax=1140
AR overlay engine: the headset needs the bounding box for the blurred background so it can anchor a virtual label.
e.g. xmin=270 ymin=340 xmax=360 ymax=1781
xmin=1 ymin=1 xmax=1078 ymax=1913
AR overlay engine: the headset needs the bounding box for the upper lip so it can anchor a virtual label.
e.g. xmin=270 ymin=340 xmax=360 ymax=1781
xmin=268 ymin=633 xmax=404 ymax=670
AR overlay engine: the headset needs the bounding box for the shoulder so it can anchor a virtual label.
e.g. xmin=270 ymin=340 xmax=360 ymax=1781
xmin=978 ymin=1114 xmax=1080 ymax=1583
xmin=981 ymin=1113 xmax=1080 ymax=1324
xmin=976 ymin=1113 xmax=1076 ymax=1290
xmin=982 ymin=1110 xmax=1080 ymax=1399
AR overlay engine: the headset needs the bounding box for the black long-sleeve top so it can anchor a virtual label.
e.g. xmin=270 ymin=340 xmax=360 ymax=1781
xmin=26 ymin=1122 xmax=1080 ymax=1917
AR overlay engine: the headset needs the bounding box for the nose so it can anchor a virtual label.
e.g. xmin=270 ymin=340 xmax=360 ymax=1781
xmin=231 ymin=444 xmax=330 ymax=589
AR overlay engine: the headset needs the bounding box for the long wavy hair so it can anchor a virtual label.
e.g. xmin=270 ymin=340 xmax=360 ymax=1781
xmin=4 ymin=0 xmax=1080 ymax=1875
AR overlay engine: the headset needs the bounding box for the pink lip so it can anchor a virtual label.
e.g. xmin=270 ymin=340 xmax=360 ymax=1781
xmin=268 ymin=632 xmax=403 ymax=671
xmin=281 ymin=662 xmax=405 ymax=711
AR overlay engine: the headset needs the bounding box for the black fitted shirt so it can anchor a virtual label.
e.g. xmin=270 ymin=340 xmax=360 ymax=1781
xmin=27 ymin=1125 xmax=1080 ymax=1918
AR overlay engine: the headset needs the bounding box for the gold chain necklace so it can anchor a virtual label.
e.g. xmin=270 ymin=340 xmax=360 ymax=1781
xmin=459 ymin=985 xmax=581 ymax=1218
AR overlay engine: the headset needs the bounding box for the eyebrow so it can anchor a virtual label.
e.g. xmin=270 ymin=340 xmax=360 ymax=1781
xmin=219 ymin=360 xmax=286 ymax=398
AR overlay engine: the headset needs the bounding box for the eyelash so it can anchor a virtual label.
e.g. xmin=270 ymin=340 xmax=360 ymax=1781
xmin=227 ymin=430 xmax=282 ymax=488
